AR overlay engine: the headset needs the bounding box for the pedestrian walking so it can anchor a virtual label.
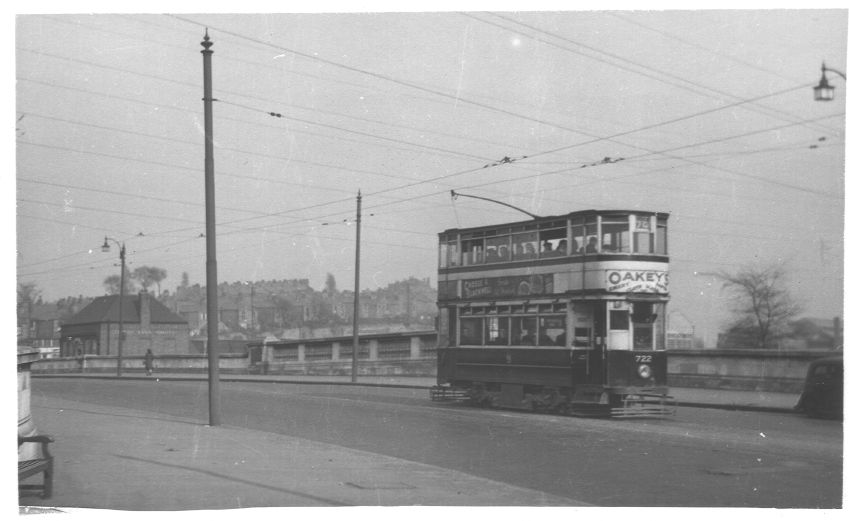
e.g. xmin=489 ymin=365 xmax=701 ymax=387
xmin=144 ymin=349 xmax=155 ymax=376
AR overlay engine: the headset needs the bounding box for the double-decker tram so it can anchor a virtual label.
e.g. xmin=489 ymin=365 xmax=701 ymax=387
xmin=432 ymin=209 xmax=674 ymax=417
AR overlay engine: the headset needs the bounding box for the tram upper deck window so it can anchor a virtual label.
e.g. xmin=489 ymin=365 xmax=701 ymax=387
xmin=485 ymin=233 xmax=511 ymax=263
xmin=601 ymin=215 xmax=630 ymax=253
xmin=656 ymin=217 xmax=668 ymax=255
xmin=632 ymin=215 xmax=668 ymax=255
xmin=540 ymin=220 xmax=568 ymax=257
xmin=439 ymin=235 xmax=460 ymax=268
xmin=570 ymin=216 xmax=599 ymax=254
xmin=512 ymin=230 xmax=538 ymax=260
xmin=461 ymin=235 xmax=484 ymax=265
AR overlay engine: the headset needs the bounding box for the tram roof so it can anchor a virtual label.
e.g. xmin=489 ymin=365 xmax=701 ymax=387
xmin=439 ymin=209 xmax=670 ymax=235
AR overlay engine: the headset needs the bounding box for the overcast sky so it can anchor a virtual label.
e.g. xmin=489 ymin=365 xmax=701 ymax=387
xmin=12 ymin=5 xmax=846 ymax=345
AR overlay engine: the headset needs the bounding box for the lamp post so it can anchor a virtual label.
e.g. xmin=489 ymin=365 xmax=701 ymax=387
xmin=813 ymin=61 xmax=846 ymax=101
xmin=101 ymin=236 xmax=126 ymax=377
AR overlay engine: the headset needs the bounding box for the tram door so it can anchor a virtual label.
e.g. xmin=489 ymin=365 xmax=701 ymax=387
xmin=572 ymin=302 xmax=605 ymax=385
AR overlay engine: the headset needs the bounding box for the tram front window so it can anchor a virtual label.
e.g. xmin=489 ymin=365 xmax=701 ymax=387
xmin=632 ymin=302 xmax=658 ymax=350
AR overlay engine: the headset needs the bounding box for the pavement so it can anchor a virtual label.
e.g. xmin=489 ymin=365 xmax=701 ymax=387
xmin=19 ymin=374 xmax=803 ymax=511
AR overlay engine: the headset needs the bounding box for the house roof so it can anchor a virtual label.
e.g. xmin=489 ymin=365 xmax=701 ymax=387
xmin=64 ymin=294 xmax=187 ymax=325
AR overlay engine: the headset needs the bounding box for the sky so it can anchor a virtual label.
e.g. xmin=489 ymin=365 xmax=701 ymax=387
xmin=10 ymin=4 xmax=847 ymax=346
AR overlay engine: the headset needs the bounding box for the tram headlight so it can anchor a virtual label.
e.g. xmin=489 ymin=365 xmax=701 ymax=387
xmin=638 ymin=364 xmax=652 ymax=379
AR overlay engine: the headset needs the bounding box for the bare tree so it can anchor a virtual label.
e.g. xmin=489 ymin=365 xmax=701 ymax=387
xmin=716 ymin=264 xmax=803 ymax=349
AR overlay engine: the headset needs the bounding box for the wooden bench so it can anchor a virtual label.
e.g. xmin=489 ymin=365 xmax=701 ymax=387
xmin=18 ymin=435 xmax=54 ymax=499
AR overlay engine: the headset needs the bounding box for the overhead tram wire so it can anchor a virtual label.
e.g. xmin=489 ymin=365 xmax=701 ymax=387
xmin=18 ymin=176 xmax=283 ymax=219
xmin=167 ymin=19 xmax=833 ymax=194
xmin=20 ymin=29 xmax=832 ymax=202
xmin=607 ymin=12 xmax=842 ymax=99
xmin=93 ymin=13 xmax=531 ymax=152
xmin=19 ymin=77 xmax=527 ymax=189
xmin=215 ymin=98 xmax=497 ymax=164
xmin=168 ymin=15 xmax=703 ymax=155
xmin=20 ymin=49 xmax=839 ymax=244
xmin=16 ymin=52 xmax=522 ymax=169
xmin=480 ymin=12 xmax=843 ymax=138
xmin=20 ymin=93 xmax=840 ymax=251
xmin=17 ymin=92 xmax=489 ymax=187
xmin=157 ymin=106 xmax=842 ymax=243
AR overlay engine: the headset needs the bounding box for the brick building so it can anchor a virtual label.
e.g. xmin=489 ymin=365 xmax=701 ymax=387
xmin=60 ymin=291 xmax=189 ymax=357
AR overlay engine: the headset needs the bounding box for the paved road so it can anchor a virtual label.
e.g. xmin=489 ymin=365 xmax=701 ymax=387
xmin=30 ymin=378 xmax=842 ymax=507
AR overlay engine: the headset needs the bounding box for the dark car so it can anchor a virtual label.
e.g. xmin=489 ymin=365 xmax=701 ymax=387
xmin=795 ymin=355 xmax=843 ymax=419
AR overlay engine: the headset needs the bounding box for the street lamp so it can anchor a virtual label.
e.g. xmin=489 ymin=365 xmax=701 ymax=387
xmin=101 ymin=236 xmax=126 ymax=377
xmin=813 ymin=61 xmax=846 ymax=101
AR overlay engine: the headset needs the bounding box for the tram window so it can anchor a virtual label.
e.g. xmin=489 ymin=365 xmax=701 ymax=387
xmin=601 ymin=215 xmax=629 ymax=253
xmin=570 ymin=217 xmax=598 ymax=254
xmin=485 ymin=317 xmax=509 ymax=345
xmin=571 ymin=220 xmax=585 ymax=254
xmin=540 ymin=227 xmax=568 ymax=257
xmin=512 ymin=231 xmax=538 ymax=260
xmin=656 ymin=218 xmax=667 ymax=255
xmin=485 ymin=235 xmax=511 ymax=263
xmin=444 ymin=238 xmax=459 ymax=267
xmin=460 ymin=317 xmax=483 ymax=345
xmin=573 ymin=327 xmax=591 ymax=347
xmin=610 ymin=310 xmax=629 ymax=330
xmin=461 ymin=238 xmax=484 ymax=265
xmin=633 ymin=215 xmax=654 ymax=254
xmin=585 ymin=217 xmax=599 ymax=253
xmin=634 ymin=324 xmax=653 ymax=349
xmin=510 ymin=317 xmax=537 ymax=346
xmin=439 ymin=238 xmax=459 ymax=268
xmin=539 ymin=316 xmax=567 ymax=346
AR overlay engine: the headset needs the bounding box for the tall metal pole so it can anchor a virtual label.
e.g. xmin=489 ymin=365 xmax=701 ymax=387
xmin=201 ymin=30 xmax=221 ymax=426
xmin=117 ymin=243 xmax=125 ymax=377
xmin=351 ymin=190 xmax=362 ymax=383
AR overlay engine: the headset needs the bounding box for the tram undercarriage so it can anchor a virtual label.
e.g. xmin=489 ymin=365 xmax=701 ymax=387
xmin=430 ymin=382 xmax=675 ymax=418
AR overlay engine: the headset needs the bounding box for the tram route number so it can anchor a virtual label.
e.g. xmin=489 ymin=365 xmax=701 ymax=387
xmin=634 ymin=355 xmax=653 ymax=363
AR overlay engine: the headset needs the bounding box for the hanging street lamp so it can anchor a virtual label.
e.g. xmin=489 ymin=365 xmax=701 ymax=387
xmin=813 ymin=61 xmax=846 ymax=101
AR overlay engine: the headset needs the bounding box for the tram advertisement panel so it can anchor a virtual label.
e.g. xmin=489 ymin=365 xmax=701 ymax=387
xmin=462 ymin=274 xmax=554 ymax=299
xmin=605 ymin=269 xmax=668 ymax=293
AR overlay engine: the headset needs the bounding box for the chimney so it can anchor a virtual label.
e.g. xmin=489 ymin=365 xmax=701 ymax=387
xmin=140 ymin=291 xmax=151 ymax=329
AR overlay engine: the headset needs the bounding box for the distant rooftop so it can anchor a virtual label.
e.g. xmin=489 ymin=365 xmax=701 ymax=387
xmin=64 ymin=293 xmax=187 ymax=325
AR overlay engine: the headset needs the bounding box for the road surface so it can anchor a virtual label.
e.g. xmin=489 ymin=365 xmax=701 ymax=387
xmin=29 ymin=378 xmax=842 ymax=507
